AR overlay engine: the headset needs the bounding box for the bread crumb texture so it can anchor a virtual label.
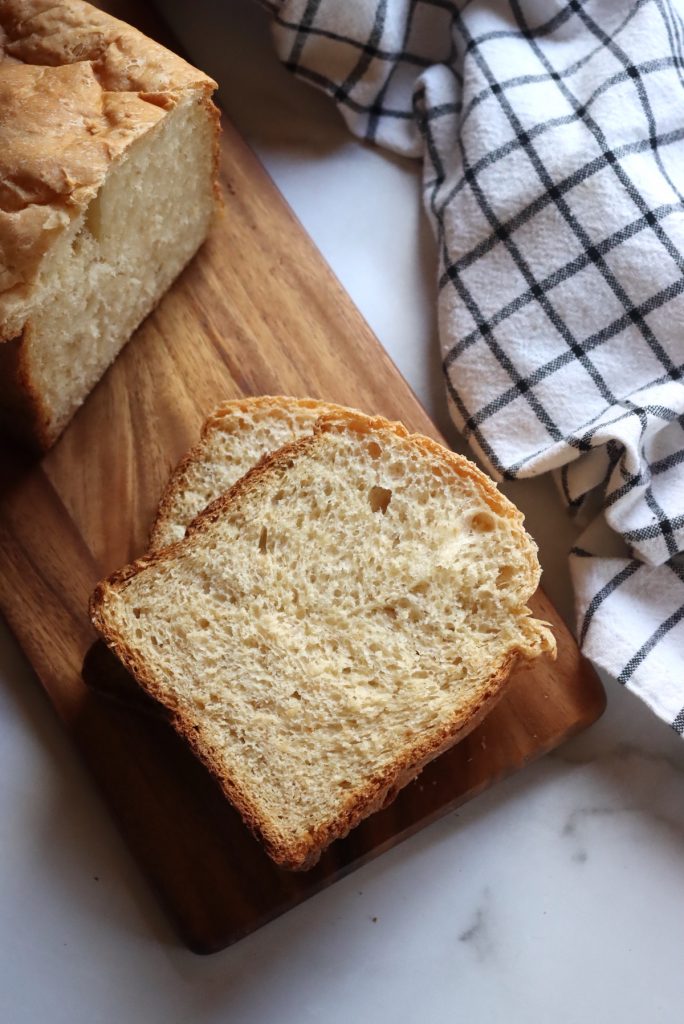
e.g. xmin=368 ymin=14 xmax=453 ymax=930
xmin=92 ymin=411 xmax=555 ymax=869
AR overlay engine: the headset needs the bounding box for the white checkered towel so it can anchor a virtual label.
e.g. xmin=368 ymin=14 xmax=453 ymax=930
xmin=263 ymin=0 xmax=684 ymax=734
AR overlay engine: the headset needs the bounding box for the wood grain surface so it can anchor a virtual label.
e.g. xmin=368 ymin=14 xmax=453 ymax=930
xmin=0 ymin=3 xmax=605 ymax=954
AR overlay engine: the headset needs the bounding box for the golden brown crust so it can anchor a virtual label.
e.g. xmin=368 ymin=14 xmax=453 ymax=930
xmin=149 ymin=395 xmax=353 ymax=551
xmin=0 ymin=0 xmax=218 ymax=338
xmin=91 ymin=408 xmax=554 ymax=870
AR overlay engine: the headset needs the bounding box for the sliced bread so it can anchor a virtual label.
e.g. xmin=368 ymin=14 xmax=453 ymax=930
xmin=0 ymin=0 xmax=219 ymax=449
xmin=150 ymin=396 xmax=344 ymax=551
xmin=90 ymin=410 xmax=555 ymax=870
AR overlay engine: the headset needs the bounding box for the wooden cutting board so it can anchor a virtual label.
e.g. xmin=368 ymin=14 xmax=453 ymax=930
xmin=0 ymin=6 xmax=604 ymax=954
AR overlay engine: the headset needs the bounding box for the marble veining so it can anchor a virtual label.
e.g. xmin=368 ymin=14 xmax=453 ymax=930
xmin=458 ymin=888 xmax=495 ymax=963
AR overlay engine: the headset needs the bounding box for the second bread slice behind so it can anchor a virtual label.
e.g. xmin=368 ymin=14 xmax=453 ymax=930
xmin=150 ymin=396 xmax=344 ymax=550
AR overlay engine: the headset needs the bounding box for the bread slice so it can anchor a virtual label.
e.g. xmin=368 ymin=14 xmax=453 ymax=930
xmin=0 ymin=0 xmax=219 ymax=449
xmin=90 ymin=410 xmax=555 ymax=870
xmin=150 ymin=396 xmax=345 ymax=551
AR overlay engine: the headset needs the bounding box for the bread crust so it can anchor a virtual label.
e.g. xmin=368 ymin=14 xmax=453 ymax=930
xmin=150 ymin=395 xmax=355 ymax=551
xmin=91 ymin=409 xmax=555 ymax=870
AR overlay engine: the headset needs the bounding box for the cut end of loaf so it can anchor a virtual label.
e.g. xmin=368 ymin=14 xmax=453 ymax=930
xmin=0 ymin=93 xmax=218 ymax=449
xmin=0 ymin=0 xmax=220 ymax=449
xmin=91 ymin=411 xmax=554 ymax=869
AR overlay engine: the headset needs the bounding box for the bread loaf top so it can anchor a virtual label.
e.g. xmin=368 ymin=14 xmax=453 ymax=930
xmin=0 ymin=0 xmax=217 ymax=339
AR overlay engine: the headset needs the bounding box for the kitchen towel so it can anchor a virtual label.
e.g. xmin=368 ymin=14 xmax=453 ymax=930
xmin=263 ymin=0 xmax=684 ymax=732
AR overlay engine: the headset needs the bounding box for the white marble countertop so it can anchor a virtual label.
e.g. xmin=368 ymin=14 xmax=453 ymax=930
xmin=2 ymin=3 xmax=684 ymax=1021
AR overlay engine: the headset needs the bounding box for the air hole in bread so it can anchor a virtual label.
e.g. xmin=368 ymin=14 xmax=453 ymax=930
xmin=258 ymin=526 xmax=268 ymax=553
xmin=496 ymin=565 xmax=515 ymax=588
xmin=471 ymin=511 xmax=495 ymax=532
xmin=367 ymin=441 xmax=382 ymax=459
xmin=369 ymin=486 xmax=392 ymax=514
xmin=84 ymin=188 xmax=106 ymax=242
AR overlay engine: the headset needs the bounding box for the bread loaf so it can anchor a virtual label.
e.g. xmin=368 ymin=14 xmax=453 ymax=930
xmin=0 ymin=0 xmax=219 ymax=449
xmin=91 ymin=409 xmax=555 ymax=870
xmin=151 ymin=396 xmax=344 ymax=550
